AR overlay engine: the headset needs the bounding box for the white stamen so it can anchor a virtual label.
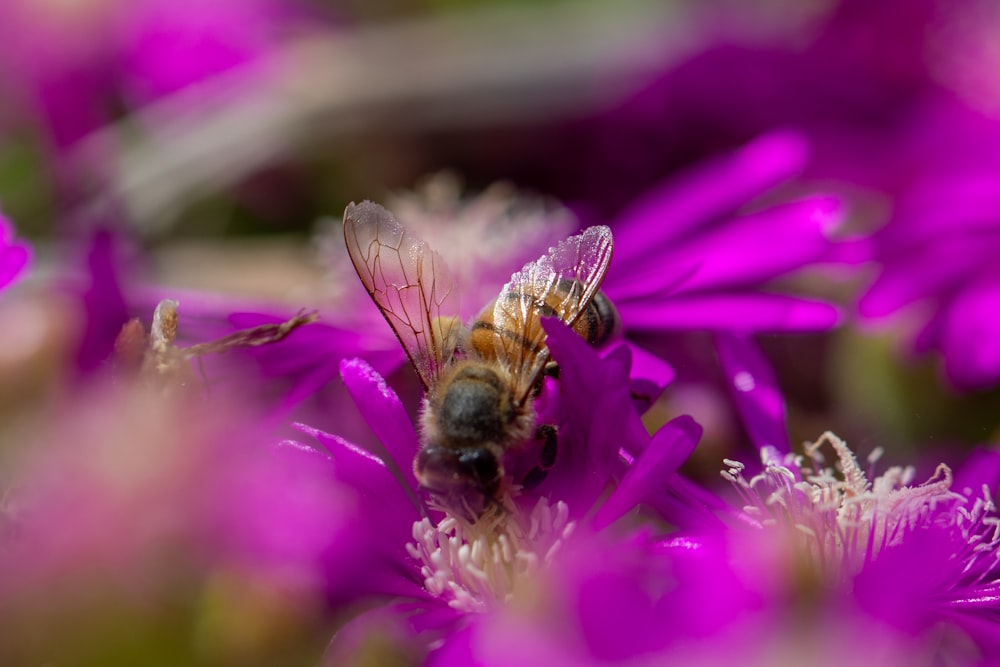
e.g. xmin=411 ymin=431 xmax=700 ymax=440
xmin=408 ymin=497 xmax=576 ymax=613
xmin=723 ymin=431 xmax=981 ymax=584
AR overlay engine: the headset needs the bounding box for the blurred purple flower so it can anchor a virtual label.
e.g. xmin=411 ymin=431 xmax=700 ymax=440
xmin=603 ymin=131 xmax=847 ymax=337
xmin=593 ymin=130 xmax=856 ymax=418
xmin=0 ymin=385 xmax=370 ymax=664
xmin=426 ymin=530 xmax=932 ymax=667
xmin=58 ymin=225 xmax=372 ymax=429
xmin=0 ymin=0 xmax=315 ymax=150
xmin=857 ymin=101 xmax=1000 ymax=390
xmin=723 ymin=431 xmax=1000 ymax=663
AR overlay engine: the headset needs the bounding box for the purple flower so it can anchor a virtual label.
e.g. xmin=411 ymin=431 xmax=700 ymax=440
xmin=595 ymin=132 xmax=852 ymax=443
xmin=856 ymin=101 xmax=1000 ymax=390
xmin=291 ymin=317 xmax=717 ymax=659
xmin=424 ymin=530 xmax=931 ymax=667
xmin=0 ymin=0 xmax=317 ymax=149
xmin=699 ymin=326 xmax=1000 ymax=663
xmin=58 ymin=225 xmax=373 ymax=430
xmin=603 ymin=131 xmax=847 ymax=337
xmin=722 ymin=431 xmax=1000 ymax=662
xmin=0 ymin=384 xmax=366 ymax=664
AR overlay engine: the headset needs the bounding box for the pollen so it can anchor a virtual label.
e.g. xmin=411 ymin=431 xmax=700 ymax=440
xmin=406 ymin=497 xmax=576 ymax=613
xmin=723 ymin=431 xmax=970 ymax=582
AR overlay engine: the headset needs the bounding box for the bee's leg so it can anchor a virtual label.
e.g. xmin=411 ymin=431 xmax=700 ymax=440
xmin=530 ymin=363 xmax=561 ymax=398
xmin=522 ymin=424 xmax=558 ymax=489
xmin=537 ymin=424 xmax=558 ymax=468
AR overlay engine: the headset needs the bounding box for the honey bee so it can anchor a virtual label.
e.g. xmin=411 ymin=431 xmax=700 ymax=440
xmin=343 ymin=200 xmax=617 ymax=518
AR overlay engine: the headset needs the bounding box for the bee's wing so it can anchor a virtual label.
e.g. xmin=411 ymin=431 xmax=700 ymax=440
xmin=492 ymin=225 xmax=614 ymax=402
xmin=343 ymin=201 xmax=462 ymax=390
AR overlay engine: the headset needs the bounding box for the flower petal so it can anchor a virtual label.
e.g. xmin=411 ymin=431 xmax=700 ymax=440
xmin=619 ymin=341 xmax=674 ymax=408
xmin=290 ymin=425 xmax=421 ymax=520
xmin=339 ymin=357 xmax=422 ymax=494
xmin=612 ymin=131 xmax=810 ymax=267
xmin=954 ymin=447 xmax=1000 ymax=495
xmin=75 ymin=230 xmax=130 ymax=374
xmin=715 ymin=333 xmax=790 ymax=453
xmin=540 ymin=320 xmax=645 ymax=513
xmin=937 ymin=277 xmax=1000 ymax=389
xmin=858 ymin=234 xmax=996 ymax=319
xmin=0 ymin=216 xmax=30 ymax=288
xmin=674 ymin=197 xmax=842 ymax=290
xmin=592 ymin=415 xmax=702 ymax=530
xmin=280 ymin=434 xmax=427 ymax=600
xmin=618 ymin=292 xmax=841 ymax=332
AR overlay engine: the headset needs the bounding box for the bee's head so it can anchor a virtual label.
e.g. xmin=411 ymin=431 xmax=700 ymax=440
xmin=414 ymin=444 xmax=502 ymax=519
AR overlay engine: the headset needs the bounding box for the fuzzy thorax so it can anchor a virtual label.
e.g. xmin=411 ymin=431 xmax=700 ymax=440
xmin=420 ymin=360 xmax=536 ymax=449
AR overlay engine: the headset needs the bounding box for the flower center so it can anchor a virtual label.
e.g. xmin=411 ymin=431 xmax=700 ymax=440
xmin=722 ymin=431 xmax=970 ymax=581
xmin=406 ymin=497 xmax=575 ymax=613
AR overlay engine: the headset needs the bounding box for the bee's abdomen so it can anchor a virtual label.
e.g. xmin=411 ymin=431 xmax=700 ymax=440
xmin=469 ymin=285 xmax=620 ymax=361
xmin=578 ymin=290 xmax=622 ymax=348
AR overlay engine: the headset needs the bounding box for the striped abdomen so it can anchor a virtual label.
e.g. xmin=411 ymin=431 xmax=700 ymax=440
xmin=468 ymin=283 xmax=621 ymax=363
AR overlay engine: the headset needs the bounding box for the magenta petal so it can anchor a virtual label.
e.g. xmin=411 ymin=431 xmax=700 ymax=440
xmin=280 ymin=434 xmax=426 ymax=599
xmin=661 ymin=197 xmax=842 ymax=292
xmin=290 ymin=424 xmax=420 ymax=520
xmin=592 ymin=415 xmax=702 ymax=531
xmin=619 ymin=341 xmax=675 ymax=388
xmin=339 ymin=357 xmax=422 ymax=494
xmin=614 ymin=196 xmax=842 ymax=294
xmin=227 ymin=440 xmax=418 ymax=599
xmin=612 ymin=131 xmax=810 ymax=265
xmin=644 ymin=475 xmax=732 ymax=530
xmin=0 ymin=241 xmax=29 ymax=289
xmin=541 ymin=320 xmax=644 ymax=512
xmin=887 ymin=172 xmax=1000 ymax=246
xmin=938 ymin=278 xmax=1000 ymax=389
xmin=715 ymin=333 xmax=790 ymax=453
xmin=954 ymin=447 xmax=1000 ymax=496
xmin=621 ymin=342 xmax=674 ymax=411
xmin=853 ymin=525 xmax=958 ymax=634
xmin=911 ymin=310 xmax=944 ymax=356
xmin=75 ymin=230 xmax=130 ymax=374
xmin=618 ymin=292 xmax=841 ymax=332
xmin=858 ymin=233 xmax=996 ymax=319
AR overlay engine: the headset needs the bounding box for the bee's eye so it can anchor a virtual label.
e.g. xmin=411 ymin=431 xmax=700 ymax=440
xmin=458 ymin=448 xmax=499 ymax=486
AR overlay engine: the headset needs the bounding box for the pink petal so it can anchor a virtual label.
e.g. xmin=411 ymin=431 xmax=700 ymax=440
xmin=618 ymin=293 xmax=841 ymax=332
xmin=715 ymin=333 xmax=790 ymax=453
xmin=938 ymin=278 xmax=1000 ymax=389
xmin=592 ymin=415 xmax=702 ymax=530
xmin=612 ymin=131 xmax=811 ymax=267
xmin=339 ymin=357 xmax=422 ymax=494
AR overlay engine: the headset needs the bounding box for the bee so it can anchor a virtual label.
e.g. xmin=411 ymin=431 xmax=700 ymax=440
xmin=343 ymin=200 xmax=617 ymax=518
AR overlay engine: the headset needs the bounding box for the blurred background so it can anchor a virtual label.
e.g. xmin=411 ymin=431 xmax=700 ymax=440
xmin=3 ymin=0 xmax=1000 ymax=480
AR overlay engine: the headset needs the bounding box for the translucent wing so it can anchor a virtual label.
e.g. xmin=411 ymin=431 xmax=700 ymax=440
xmin=343 ymin=201 xmax=462 ymax=389
xmin=491 ymin=225 xmax=613 ymax=402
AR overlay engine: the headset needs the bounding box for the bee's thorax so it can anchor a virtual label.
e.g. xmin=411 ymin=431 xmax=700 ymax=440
xmin=422 ymin=361 xmax=534 ymax=449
